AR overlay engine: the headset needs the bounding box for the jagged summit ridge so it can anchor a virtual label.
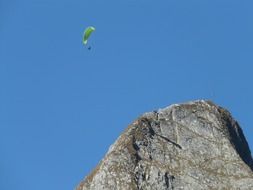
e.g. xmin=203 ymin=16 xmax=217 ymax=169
xmin=77 ymin=100 xmax=253 ymax=190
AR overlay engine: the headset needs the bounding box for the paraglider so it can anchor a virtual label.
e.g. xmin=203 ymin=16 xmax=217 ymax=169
xmin=83 ymin=26 xmax=95 ymax=50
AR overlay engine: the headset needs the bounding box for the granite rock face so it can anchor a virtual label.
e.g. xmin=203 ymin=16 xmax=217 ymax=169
xmin=76 ymin=100 xmax=253 ymax=190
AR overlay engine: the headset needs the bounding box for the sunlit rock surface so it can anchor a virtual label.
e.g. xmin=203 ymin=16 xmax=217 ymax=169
xmin=76 ymin=100 xmax=253 ymax=190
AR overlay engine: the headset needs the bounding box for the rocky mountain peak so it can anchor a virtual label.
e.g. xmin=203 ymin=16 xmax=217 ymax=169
xmin=76 ymin=100 xmax=253 ymax=190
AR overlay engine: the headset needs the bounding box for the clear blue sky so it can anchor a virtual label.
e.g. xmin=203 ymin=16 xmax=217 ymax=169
xmin=1 ymin=0 xmax=253 ymax=189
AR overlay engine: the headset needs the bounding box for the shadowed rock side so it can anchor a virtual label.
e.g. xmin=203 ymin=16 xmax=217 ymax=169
xmin=76 ymin=100 xmax=253 ymax=190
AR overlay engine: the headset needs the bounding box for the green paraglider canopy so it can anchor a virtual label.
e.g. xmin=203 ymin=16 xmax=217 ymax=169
xmin=83 ymin=26 xmax=95 ymax=45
